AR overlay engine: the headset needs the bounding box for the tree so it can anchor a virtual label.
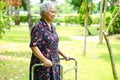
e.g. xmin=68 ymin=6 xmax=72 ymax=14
xmin=67 ymin=0 xmax=83 ymax=12
xmin=99 ymin=0 xmax=104 ymax=44
xmin=79 ymin=0 xmax=93 ymax=55
xmin=21 ymin=0 xmax=27 ymax=10
xmin=103 ymin=32 xmax=118 ymax=80
xmin=68 ymin=0 xmax=94 ymax=55
xmin=0 ymin=1 xmax=12 ymax=38
xmin=105 ymin=7 xmax=120 ymax=35
xmin=81 ymin=1 xmax=89 ymax=55
xmin=40 ymin=0 xmax=43 ymax=3
xmin=9 ymin=0 xmax=21 ymax=25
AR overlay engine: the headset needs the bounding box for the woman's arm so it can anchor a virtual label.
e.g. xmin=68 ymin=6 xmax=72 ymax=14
xmin=31 ymin=46 xmax=52 ymax=67
xmin=58 ymin=48 xmax=69 ymax=60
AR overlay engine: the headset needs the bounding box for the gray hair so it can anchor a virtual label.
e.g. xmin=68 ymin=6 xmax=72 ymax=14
xmin=40 ymin=1 xmax=55 ymax=16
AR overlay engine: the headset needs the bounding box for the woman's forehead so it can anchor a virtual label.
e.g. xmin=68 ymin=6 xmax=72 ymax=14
xmin=49 ymin=6 xmax=56 ymax=11
xmin=50 ymin=5 xmax=55 ymax=9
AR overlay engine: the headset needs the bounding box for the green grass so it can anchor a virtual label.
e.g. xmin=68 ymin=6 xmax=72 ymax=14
xmin=0 ymin=59 xmax=29 ymax=80
xmin=0 ymin=25 xmax=120 ymax=80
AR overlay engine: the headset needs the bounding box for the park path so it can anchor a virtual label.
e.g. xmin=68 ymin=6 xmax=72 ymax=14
xmin=70 ymin=34 xmax=120 ymax=42
xmin=69 ymin=35 xmax=99 ymax=42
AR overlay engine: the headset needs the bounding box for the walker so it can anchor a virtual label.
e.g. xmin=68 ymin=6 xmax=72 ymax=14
xmin=31 ymin=58 xmax=77 ymax=80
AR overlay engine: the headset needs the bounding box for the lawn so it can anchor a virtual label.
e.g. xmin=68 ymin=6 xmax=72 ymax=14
xmin=0 ymin=24 xmax=120 ymax=80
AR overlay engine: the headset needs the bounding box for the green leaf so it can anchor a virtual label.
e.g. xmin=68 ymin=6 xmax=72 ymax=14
xmin=0 ymin=1 xmax=7 ymax=10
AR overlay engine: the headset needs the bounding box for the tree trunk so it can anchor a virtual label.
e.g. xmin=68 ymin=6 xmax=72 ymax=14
xmin=103 ymin=32 xmax=118 ymax=80
xmin=99 ymin=0 xmax=104 ymax=44
xmin=102 ymin=0 xmax=107 ymax=34
xmin=21 ymin=0 xmax=27 ymax=11
xmin=27 ymin=0 xmax=33 ymax=31
xmin=6 ymin=1 xmax=9 ymax=15
xmin=83 ymin=5 xmax=88 ymax=56
xmin=14 ymin=6 xmax=20 ymax=25
xmin=90 ymin=1 xmax=92 ymax=15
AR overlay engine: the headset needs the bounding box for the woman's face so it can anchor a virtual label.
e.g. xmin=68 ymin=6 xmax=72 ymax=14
xmin=43 ymin=6 xmax=56 ymax=22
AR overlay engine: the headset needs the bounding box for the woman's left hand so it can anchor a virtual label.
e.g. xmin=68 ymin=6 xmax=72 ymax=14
xmin=64 ymin=56 xmax=70 ymax=61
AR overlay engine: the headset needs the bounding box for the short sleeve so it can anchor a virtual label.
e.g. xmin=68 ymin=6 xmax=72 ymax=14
xmin=29 ymin=26 xmax=42 ymax=47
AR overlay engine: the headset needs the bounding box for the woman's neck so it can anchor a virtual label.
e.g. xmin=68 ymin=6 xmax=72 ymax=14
xmin=43 ymin=18 xmax=52 ymax=30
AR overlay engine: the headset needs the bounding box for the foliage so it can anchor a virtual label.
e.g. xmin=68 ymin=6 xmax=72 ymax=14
xmin=105 ymin=7 xmax=120 ymax=34
xmin=79 ymin=13 xmax=92 ymax=25
xmin=111 ymin=7 xmax=120 ymax=34
xmin=80 ymin=0 xmax=93 ymax=13
xmin=104 ymin=12 xmax=112 ymax=27
xmin=105 ymin=16 xmax=111 ymax=26
xmin=64 ymin=15 xmax=79 ymax=24
xmin=19 ymin=15 xmax=28 ymax=23
xmin=108 ymin=4 xmax=115 ymax=13
xmin=0 ymin=1 xmax=12 ymax=38
xmin=31 ymin=3 xmax=40 ymax=14
xmin=56 ymin=2 xmax=73 ymax=14
xmin=53 ymin=16 xmax=64 ymax=23
xmin=16 ymin=14 xmax=40 ymax=24
xmin=18 ymin=14 xmax=92 ymax=25
xmin=67 ymin=0 xmax=83 ymax=12
xmin=0 ymin=1 xmax=6 ymax=10
xmin=21 ymin=0 xmax=27 ymax=11
xmin=78 ymin=0 xmax=94 ymax=27
xmin=91 ymin=14 xmax=99 ymax=24
xmin=63 ymin=14 xmax=92 ymax=25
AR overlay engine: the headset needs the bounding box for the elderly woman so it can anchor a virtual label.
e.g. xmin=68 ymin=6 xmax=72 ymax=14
xmin=29 ymin=1 xmax=69 ymax=80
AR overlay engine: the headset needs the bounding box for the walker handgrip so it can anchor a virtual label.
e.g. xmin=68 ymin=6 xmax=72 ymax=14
xmin=32 ymin=63 xmax=44 ymax=68
xmin=69 ymin=58 xmax=75 ymax=60
xmin=60 ymin=58 xmax=76 ymax=61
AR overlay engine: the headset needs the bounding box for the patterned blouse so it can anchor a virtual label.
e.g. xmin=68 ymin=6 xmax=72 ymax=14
xmin=29 ymin=18 xmax=60 ymax=80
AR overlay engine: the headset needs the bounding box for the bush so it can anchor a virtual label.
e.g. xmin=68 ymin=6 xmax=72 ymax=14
xmin=105 ymin=16 xmax=111 ymax=29
xmin=19 ymin=14 xmax=40 ymax=23
xmin=52 ymin=16 xmax=64 ymax=23
xmin=64 ymin=14 xmax=93 ymax=25
xmin=91 ymin=15 xmax=99 ymax=24
xmin=0 ymin=1 xmax=12 ymax=38
xmin=31 ymin=15 xmax=40 ymax=23
xmin=111 ymin=7 xmax=120 ymax=34
xmin=19 ymin=15 xmax=28 ymax=23
xmin=105 ymin=7 xmax=120 ymax=34
xmin=79 ymin=14 xmax=92 ymax=25
xmin=64 ymin=15 xmax=79 ymax=24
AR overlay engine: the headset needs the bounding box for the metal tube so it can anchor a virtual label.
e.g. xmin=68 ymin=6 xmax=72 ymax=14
xmin=60 ymin=58 xmax=78 ymax=80
xmin=31 ymin=58 xmax=77 ymax=80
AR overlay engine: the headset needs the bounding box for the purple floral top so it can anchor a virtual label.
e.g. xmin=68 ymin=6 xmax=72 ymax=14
xmin=29 ymin=19 xmax=60 ymax=80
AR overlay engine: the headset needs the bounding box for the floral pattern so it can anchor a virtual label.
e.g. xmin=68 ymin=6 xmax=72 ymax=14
xmin=29 ymin=19 xmax=60 ymax=80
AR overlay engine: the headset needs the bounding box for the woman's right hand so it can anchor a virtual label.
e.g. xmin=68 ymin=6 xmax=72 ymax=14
xmin=43 ymin=59 xmax=52 ymax=67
